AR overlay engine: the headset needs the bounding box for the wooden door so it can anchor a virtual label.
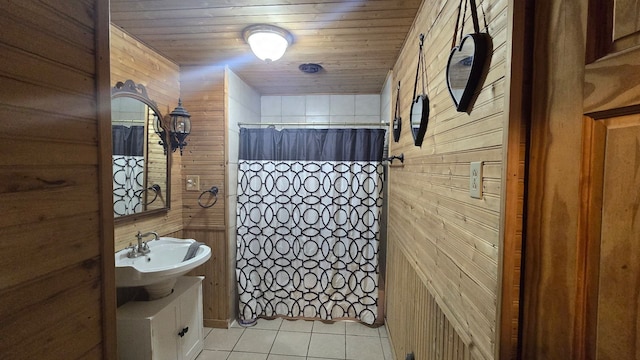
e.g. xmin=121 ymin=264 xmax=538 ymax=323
xmin=577 ymin=0 xmax=640 ymax=358
xmin=579 ymin=115 xmax=640 ymax=359
xmin=523 ymin=0 xmax=640 ymax=358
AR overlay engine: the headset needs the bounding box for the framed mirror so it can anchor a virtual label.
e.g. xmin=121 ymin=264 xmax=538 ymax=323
xmin=111 ymin=80 xmax=170 ymax=220
xmin=446 ymin=33 xmax=491 ymax=112
xmin=445 ymin=0 xmax=492 ymax=113
xmin=392 ymin=81 xmax=401 ymax=142
xmin=410 ymin=94 xmax=429 ymax=147
xmin=410 ymin=33 xmax=430 ymax=147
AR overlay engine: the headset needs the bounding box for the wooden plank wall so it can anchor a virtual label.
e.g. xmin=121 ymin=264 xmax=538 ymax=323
xmin=185 ymin=229 xmax=230 ymax=328
xmin=387 ymin=240 xmax=472 ymax=359
xmin=110 ymin=26 xmax=231 ymax=327
xmin=0 ymin=0 xmax=113 ymax=358
xmin=180 ymin=66 xmax=231 ymax=327
xmin=386 ymin=0 xmax=512 ymax=358
xmin=110 ymin=25 xmax=184 ymax=251
xmin=520 ymin=0 xmax=585 ymax=358
xmin=498 ymin=1 xmax=530 ymax=358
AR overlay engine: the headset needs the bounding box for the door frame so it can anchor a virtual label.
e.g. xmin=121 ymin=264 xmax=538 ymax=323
xmin=97 ymin=0 xmax=117 ymax=357
xmin=497 ymin=1 xmax=535 ymax=359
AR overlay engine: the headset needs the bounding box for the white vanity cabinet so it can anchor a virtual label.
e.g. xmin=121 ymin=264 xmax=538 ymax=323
xmin=117 ymin=276 xmax=204 ymax=360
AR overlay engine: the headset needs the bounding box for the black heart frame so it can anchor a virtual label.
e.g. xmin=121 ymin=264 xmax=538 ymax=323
xmin=410 ymin=94 xmax=430 ymax=147
xmin=392 ymin=81 xmax=401 ymax=142
xmin=410 ymin=33 xmax=430 ymax=147
xmin=446 ymin=32 xmax=491 ymax=112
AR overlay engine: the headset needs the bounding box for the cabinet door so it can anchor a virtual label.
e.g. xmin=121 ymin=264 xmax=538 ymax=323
xmin=179 ymin=282 xmax=204 ymax=360
xmin=151 ymin=303 xmax=180 ymax=360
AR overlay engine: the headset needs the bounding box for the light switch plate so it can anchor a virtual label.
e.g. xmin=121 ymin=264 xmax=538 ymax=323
xmin=470 ymin=161 xmax=483 ymax=199
xmin=186 ymin=175 xmax=200 ymax=191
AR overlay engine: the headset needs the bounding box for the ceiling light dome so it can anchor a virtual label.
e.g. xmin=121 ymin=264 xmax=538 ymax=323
xmin=243 ymin=24 xmax=293 ymax=62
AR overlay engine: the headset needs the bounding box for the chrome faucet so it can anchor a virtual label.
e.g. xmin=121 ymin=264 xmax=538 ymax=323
xmin=127 ymin=231 xmax=159 ymax=258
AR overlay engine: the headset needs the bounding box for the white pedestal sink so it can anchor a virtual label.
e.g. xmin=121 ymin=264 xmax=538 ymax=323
xmin=115 ymin=237 xmax=211 ymax=300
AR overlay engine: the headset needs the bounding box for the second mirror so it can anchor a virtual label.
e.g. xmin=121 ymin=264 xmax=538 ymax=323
xmin=410 ymin=33 xmax=430 ymax=147
xmin=410 ymin=94 xmax=429 ymax=147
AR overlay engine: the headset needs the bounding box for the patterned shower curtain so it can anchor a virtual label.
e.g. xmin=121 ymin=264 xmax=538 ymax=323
xmin=112 ymin=125 xmax=145 ymax=216
xmin=236 ymin=128 xmax=385 ymax=325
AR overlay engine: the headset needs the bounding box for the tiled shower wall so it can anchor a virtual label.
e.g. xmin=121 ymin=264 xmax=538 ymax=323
xmin=226 ymin=67 xmax=261 ymax=321
xmin=261 ymin=94 xmax=381 ymax=126
xmin=226 ymin=67 xmax=260 ymax=231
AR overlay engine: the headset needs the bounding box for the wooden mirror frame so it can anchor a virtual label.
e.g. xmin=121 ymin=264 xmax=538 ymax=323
xmin=111 ymin=80 xmax=171 ymax=222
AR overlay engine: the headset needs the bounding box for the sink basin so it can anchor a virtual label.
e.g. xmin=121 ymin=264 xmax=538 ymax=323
xmin=115 ymin=237 xmax=211 ymax=299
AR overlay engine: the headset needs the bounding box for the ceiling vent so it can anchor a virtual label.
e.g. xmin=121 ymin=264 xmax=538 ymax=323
xmin=299 ymin=63 xmax=323 ymax=74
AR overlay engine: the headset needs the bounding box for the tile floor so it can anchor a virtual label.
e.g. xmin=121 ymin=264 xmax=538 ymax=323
xmin=196 ymin=318 xmax=394 ymax=360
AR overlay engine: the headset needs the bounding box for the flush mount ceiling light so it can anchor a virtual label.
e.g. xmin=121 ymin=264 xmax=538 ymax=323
xmin=243 ymin=24 xmax=293 ymax=62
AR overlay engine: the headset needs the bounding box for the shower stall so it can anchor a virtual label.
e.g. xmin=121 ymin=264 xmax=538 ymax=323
xmin=235 ymin=127 xmax=386 ymax=325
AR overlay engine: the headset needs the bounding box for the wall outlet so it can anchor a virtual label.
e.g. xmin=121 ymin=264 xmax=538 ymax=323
xmin=186 ymin=175 xmax=200 ymax=191
xmin=470 ymin=161 xmax=483 ymax=199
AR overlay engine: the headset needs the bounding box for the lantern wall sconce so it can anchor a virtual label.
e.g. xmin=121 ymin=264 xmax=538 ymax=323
xmin=243 ymin=24 xmax=293 ymax=62
xmin=154 ymin=99 xmax=191 ymax=155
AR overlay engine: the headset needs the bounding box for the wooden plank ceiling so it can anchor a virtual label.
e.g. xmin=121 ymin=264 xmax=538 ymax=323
xmin=110 ymin=0 xmax=423 ymax=95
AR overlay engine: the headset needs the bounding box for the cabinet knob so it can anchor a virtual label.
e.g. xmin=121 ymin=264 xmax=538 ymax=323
xmin=178 ymin=326 xmax=189 ymax=337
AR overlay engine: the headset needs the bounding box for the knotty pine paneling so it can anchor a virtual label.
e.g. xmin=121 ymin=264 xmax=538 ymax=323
xmin=498 ymin=1 xmax=530 ymax=357
xmin=185 ymin=229 xmax=230 ymax=327
xmin=180 ymin=65 xmax=231 ymax=326
xmin=180 ymin=66 xmax=227 ymax=230
xmin=1 ymin=262 xmax=103 ymax=359
xmin=387 ymin=0 xmax=517 ymax=358
xmin=386 ymin=239 xmax=472 ymax=360
xmin=0 ymin=0 xmax=113 ymax=358
xmin=110 ymin=0 xmax=423 ymax=95
xmin=110 ymin=25 xmax=184 ymax=250
xmin=521 ymin=0 xmax=587 ymax=358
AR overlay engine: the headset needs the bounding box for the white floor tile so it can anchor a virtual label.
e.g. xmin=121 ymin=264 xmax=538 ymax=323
xmin=204 ymin=327 xmax=214 ymax=338
xmin=267 ymin=354 xmax=306 ymax=360
xmin=206 ymin=319 xmax=387 ymax=359
xmin=228 ymin=352 xmax=268 ymax=360
xmin=346 ymin=335 xmax=384 ymax=360
xmin=378 ymin=325 xmax=388 ymax=338
xmin=312 ymin=321 xmax=346 ymax=335
xmin=231 ymin=320 xmax=244 ymax=329
xmin=234 ymin=329 xmax=278 ymax=353
xmin=270 ymin=331 xmax=311 ymax=356
xmin=308 ymin=333 xmax=345 ymax=359
xmin=345 ymin=322 xmax=380 ymax=337
xmin=279 ymin=319 xmax=313 ymax=332
xmin=196 ymin=349 xmax=230 ymax=360
xmin=204 ymin=328 xmax=245 ymax=351
xmin=252 ymin=318 xmax=283 ymax=331
xmin=381 ymin=337 xmax=394 ymax=360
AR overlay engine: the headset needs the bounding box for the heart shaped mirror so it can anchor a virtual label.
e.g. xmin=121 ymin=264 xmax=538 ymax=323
xmin=410 ymin=34 xmax=430 ymax=147
xmin=446 ymin=0 xmax=492 ymax=113
xmin=446 ymin=33 xmax=491 ymax=112
xmin=410 ymin=94 xmax=429 ymax=147
xmin=392 ymin=81 xmax=401 ymax=142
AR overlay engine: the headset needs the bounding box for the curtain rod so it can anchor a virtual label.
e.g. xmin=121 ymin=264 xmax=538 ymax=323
xmin=238 ymin=121 xmax=390 ymax=127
